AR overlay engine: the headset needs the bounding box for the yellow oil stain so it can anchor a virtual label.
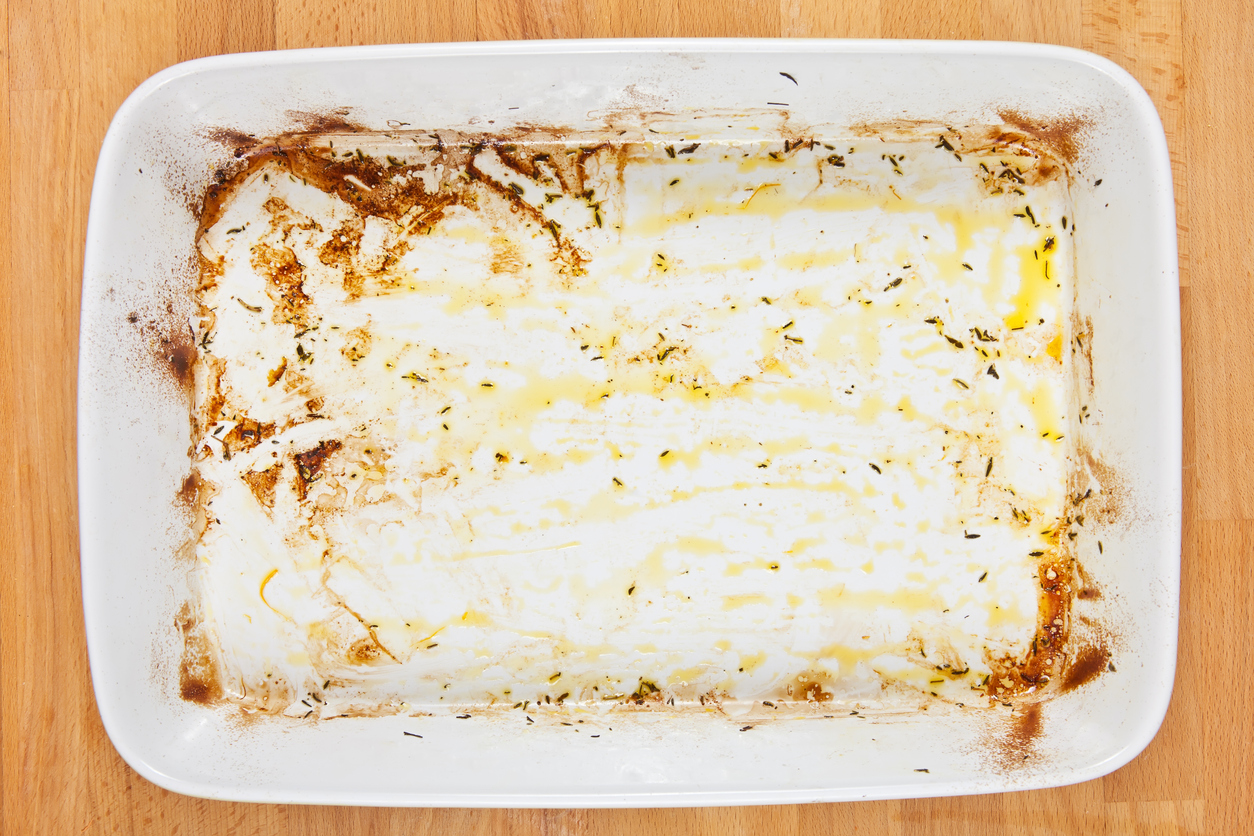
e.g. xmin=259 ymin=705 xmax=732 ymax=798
xmin=778 ymin=248 xmax=854 ymax=272
xmin=738 ymin=651 xmax=768 ymax=673
xmin=743 ymin=182 xmax=782 ymax=208
xmin=818 ymin=584 xmax=846 ymax=606
xmin=785 ymin=536 xmax=824 ymax=554
xmin=658 ymin=446 xmax=704 ymax=471
xmin=692 ymin=254 xmax=766 ymax=275
xmin=724 ymin=556 xmax=781 ymax=576
xmin=1027 ymin=377 xmax=1063 ymax=438
xmin=258 ymin=568 xmax=293 ymax=622
xmin=793 ymin=284 xmax=827 ymax=307
xmin=722 ymin=593 xmax=772 ymax=610
xmin=453 ymin=541 xmax=582 ymax=562
xmin=674 ymin=535 xmax=726 ymax=555
xmin=820 ymin=584 xmax=946 ymax=616
xmin=1045 ymin=330 xmax=1063 ymax=362
xmin=415 ymin=626 xmax=445 ymax=644
xmin=806 ymin=641 xmax=881 ymax=675
xmin=1003 ymin=245 xmax=1058 ymax=331
xmin=668 ymin=665 xmax=710 ymax=686
xmin=816 ymin=306 xmax=884 ymax=369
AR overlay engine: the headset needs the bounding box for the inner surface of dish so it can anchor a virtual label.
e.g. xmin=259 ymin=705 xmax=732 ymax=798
xmin=184 ymin=124 xmax=1090 ymax=719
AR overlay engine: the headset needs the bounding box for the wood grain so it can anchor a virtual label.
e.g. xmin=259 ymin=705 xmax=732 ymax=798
xmin=1188 ymin=1 xmax=1254 ymax=520
xmin=1 ymin=0 xmax=1247 ymax=833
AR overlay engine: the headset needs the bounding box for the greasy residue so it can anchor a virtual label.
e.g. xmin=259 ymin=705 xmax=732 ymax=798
xmin=177 ymin=118 xmax=1107 ymax=728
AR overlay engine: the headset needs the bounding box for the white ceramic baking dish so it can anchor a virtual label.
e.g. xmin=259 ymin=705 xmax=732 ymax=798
xmin=79 ymin=39 xmax=1180 ymax=806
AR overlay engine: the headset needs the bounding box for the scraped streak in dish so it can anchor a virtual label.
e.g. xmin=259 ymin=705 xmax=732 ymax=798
xmin=183 ymin=122 xmax=1101 ymax=719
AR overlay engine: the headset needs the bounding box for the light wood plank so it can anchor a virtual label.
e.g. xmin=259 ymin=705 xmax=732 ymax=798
xmin=800 ymin=799 xmax=904 ymax=835
xmin=275 ymin=0 xmax=474 ymax=49
xmin=177 ymin=0 xmax=275 ymax=62
xmin=8 ymin=0 xmax=80 ymax=90
xmin=0 ymin=88 xmax=88 ymax=836
xmin=880 ymin=0 xmax=984 ymax=40
xmin=0 ymin=0 xmax=11 ymax=819
xmin=1105 ymin=800 xmax=1205 ymax=836
xmin=980 ymin=0 xmax=1083 ymax=46
xmin=1198 ymin=521 xmax=1254 ymax=831
xmin=1002 ymin=780 xmax=1105 ymax=835
xmin=596 ymin=0 xmax=679 ymax=37
xmin=1188 ymin=0 xmax=1254 ymax=520
xmin=780 ymin=0 xmax=881 ymax=38
xmin=476 ymin=0 xmax=604 ymax=40
xmin=900 ymin=794 xmax=1005 ymax=836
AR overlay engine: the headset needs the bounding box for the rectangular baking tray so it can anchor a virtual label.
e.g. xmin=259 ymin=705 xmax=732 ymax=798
xmin=79 ymin=39 xmax=1180 ymax=806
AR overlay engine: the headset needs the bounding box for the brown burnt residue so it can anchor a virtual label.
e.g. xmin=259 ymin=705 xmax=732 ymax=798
xmin=347 ymin=637 xmax=384 ymax=665
xmin=177 ymin=471 xmax=199 ymax=508
xmin=285 ymin=108 xmax=367 ymax=135
xmin=984 ymin=544 xmax=1072 ymax=701
xmin=196 ymin=124 xmax=613 ymax=288
xmin=341 ymin=326 xmax=371 ymax=363
xmin=779 ymin=671 xmax=834 ymax=703
xmin=150 ymin=321 xmax=197 ymax=394
xmin=197 ymin=251 xmax=224 ymax=294
xmin=262 ymin=196 xmax=323 ymax=238
xmin=1061 ymin=643 xmax=1110 ymax=693
xmin=252 ymin=242 xmax=311 ymax=328
xmin=628 ymin=678 xmax=664 ymax=705
xmin=1079 ymin=449 xmax=1126 ymax=527
xmin=318 ymin=217 xmax=365 ymax=296
xmin=174 ymin=470 xmax=211 ymax=544
xmin=207 ymin=127 xmax=262 ymax=160
xmin=176 ymin=601 xmax=223 ymax=705
xmin=982 ymin=468 xmax=1120 ymax=703
xmin=998 ymin=110 xmax=1088 ymax=167
xmin=242 ymin=464 xmax=281 ymax=510
xmin=1075 ymin=560 xmax=1102 ymax=601
xmin=184 ymin=116 xmax=1111 ymax=720
xmin=222 ymin=416 xmax=275 ymax=456
xmin=197 ymin=354 xmax=227 ymax=431
xmin=848 ymin=118 xmax=1078 ymax=186
xmin=294 ymin=439 xmax=342 ymax=500
xmin=991 ymin=702 xmax=1044 ymax=769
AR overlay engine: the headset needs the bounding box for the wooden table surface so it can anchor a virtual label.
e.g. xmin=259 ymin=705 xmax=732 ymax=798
xmin=1 ymin=0 xmax=1249 ymax=833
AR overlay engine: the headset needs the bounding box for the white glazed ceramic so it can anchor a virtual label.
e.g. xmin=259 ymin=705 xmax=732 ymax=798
xmin=79 ymin=39 xmax=1180 ymax=806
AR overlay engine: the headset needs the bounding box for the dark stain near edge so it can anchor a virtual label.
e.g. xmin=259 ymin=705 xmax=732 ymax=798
xmin=127 ymin=300 xmax=197 ymax=396
xmin=997 ymin=109 xmax=1088 ymax=166
xmin=177 ymin=472 xmax=199 ymax=508
xmin=207 ymin=127 xmax=262 ymax=159
xmin=1011 ymin=702 xmax=1042 ymax=749
xmin=1003 ymin=701 xmax=1043 ymax=762
xmin=286 ymin=108 xmax=368 ymax=135
xmin=294 ymin=439 xmax=342 ymax=500
xmin=1061 ymin=644 xmax=1110 ymax=693
xmin=164 ymin=334 xmax=196 ymax=389
xmin=176 ymin=601 xmax=223 ymax=705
